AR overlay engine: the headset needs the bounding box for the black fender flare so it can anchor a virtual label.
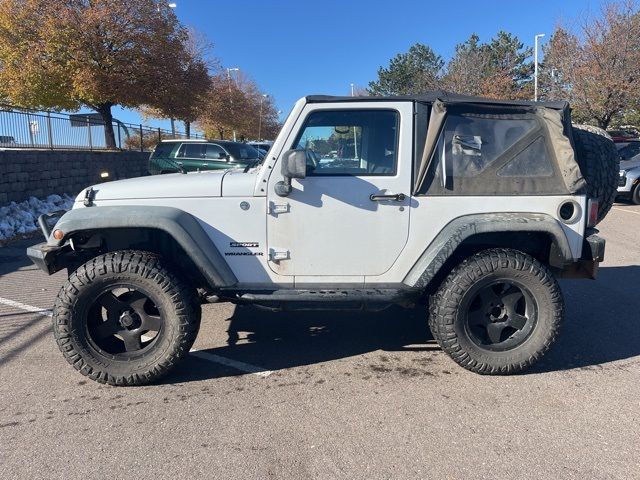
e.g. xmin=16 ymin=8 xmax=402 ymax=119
xmin=403 ymin=212 xmax=574 ymax=289
xmin=46 ymin=206 xmax=238 ymax=287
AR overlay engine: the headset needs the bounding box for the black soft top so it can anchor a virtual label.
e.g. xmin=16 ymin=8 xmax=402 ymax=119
xmin=306 ymin=91 xmax=568 ymax=111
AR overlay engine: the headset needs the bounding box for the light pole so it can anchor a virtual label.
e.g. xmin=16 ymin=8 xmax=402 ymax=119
xmin=226 ymin=68 xmax=239 ymax=140
xmin=258 ymin=94 xmax=268 ymax=140
xmin=350 ymin=83 xmax=357 ymax=157
xmin=534 ymin=33 xmax=545 ymax=102
xmin=158 ymin=2 xmax=176 ymax=12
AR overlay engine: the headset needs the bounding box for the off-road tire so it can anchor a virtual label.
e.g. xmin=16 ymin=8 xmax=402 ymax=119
xmin=572 ymin=124 xmax=619 ymax=223
xmin=52 ymin=251 xmax=201 ymax=386
xmin=428 ymin=248 xmax=563 ymax=375
xmin=632 ymin=184 xmax=640 ymax=205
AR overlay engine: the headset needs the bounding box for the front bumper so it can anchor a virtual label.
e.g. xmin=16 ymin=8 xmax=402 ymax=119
xmin=26 ymin=211 xmax=69 ymax=274
xmin=27 ymin=243 xmax=70 ymax=275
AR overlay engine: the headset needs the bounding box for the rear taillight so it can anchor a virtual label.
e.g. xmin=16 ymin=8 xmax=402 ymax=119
xmin=587 ymin=198 xmax=599 ymax=227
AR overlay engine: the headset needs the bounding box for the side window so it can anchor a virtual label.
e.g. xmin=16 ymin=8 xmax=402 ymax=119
xmin=292 ymin=109 xmax=399 ymax=176
xmin=204 ymin=143 xmax=227 ymax=160
xmin=498 ymin=137 xmax=553 ymax=177
xmin=443 ymin=115 xmax=538 ymax=177
xmin=180 ymin=143 xmax=205 ymax=159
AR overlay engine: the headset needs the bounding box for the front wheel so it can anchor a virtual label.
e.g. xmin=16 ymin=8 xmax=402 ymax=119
xmin=428 ymin=248 xmax=563 ymax=374
xmin=53 ymin=251 xmax=201 ymax=386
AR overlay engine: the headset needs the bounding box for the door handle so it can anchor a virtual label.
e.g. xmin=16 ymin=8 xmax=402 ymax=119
xmin=369 ymin=193 xmax=406 ymax=202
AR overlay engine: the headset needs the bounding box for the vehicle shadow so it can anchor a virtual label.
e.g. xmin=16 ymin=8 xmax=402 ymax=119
xmin=163 ymin=304 xmax=439 ymax=384
xmin=532 ymin=264 xmax=640 ymax=373
xmin=164 ymin=264 xmax=640 ymax=383
xmin=0 ymin=238 xmax=35 ymax=276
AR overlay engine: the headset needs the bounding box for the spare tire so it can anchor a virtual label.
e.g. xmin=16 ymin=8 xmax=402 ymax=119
xmin=571 ymin=124 xmax=619 ymax=224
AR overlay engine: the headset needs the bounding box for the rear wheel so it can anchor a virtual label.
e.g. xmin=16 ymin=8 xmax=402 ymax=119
xmin=53 ymin=251 xmax=201 ymax=386
xmin=632 ymin=184 xmax=640 ymax=205
xmin=429 ymin=248 xmax=563 ymax=374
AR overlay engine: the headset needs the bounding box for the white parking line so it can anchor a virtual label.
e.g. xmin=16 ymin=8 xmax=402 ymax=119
xmin=613 ymin=207 xmax=640 ymax=216
xmin=190 ymin=350 xmax=272 ymax=377
xmin=0 ymin=296 xmax=271 ymax=377
xmin=0 ymin=297 xmax=52 ymax=317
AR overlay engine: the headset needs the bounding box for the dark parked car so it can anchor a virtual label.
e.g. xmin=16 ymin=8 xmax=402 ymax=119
xmin=608 ymin=129 xmax=639 ymax=142
xmin=247 ymin=141 xmax=273 ymax=153
xmin=149 ymin=139 xmax=261 ymax=174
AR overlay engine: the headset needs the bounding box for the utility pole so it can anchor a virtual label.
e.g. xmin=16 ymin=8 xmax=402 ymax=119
xmin=534 ymin=33 xmax=545 ymax=102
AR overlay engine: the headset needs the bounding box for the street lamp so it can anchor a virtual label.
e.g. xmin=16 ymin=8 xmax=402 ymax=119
xmin=258 ymin=94 xmax=268 ymax=140
xmin=226 ymin=67 xmax=239 ymax=92
xmin=534 ymin=33 xmax=545 ymax=102
xmin=226 ymin=68 xmax=240 ymax=141
xmin=158 ymin=2 xmax=176 ymax=11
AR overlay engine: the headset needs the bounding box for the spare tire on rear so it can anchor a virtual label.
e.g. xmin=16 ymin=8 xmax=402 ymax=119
xmin=571 ymin=124 xmax=619 ymax=224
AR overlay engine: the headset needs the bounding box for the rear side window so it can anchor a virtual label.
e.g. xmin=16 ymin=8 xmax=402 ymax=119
xmin=180 ymin=144 xmax=205 ymax=158
xmin=151 ymin=142 xmax=178 ymax=158
xmin=422 ymin=112 xmax=564 ymax=195
xmin=498 ymin=137 xmax=553 ymax=177
xmin=443 ymin=116 xmax=538 ymax=177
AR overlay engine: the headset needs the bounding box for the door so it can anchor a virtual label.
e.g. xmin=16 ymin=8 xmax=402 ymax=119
xmin=203 ymin=143 xmax=230 ymax=170
xmin=176 ymin=143 xmax=205 ymax=171
xmin=267 ymin=102 xmax=413 ymax=278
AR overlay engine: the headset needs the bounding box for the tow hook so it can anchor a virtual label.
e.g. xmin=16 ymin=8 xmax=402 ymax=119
xmin=84 ymin=187 xmax=96 ymax=207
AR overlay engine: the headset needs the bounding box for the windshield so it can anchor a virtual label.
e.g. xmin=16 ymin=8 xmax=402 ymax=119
xmin=618 ymin=142 xmax=640 ymax=160
xmin=225 ymin=143 xmax=260 ymax=161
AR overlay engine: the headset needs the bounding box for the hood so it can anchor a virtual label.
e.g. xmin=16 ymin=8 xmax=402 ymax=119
xmin=76 ymin=170 xmax=228 ymax=202
xmin=621 ymin=157 xmax=640 ymax=171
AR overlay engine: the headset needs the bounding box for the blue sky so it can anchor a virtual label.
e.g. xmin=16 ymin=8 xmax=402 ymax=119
xmin=112 ymin=0 xmax=607 ymax=132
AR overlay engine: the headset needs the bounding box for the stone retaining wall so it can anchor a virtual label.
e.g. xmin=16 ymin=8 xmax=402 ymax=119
xmin=0 ymin=150 xmax=149 ymax=204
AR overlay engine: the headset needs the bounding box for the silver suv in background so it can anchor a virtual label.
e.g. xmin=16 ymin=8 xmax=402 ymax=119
xmin=616 ymin=141 xmax=640 ymax=204
xmin=618 ymin=153 xmax=640 ymax=204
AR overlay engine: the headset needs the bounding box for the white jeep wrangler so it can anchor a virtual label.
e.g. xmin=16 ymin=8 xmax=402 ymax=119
xmin=28 ymin=92 xmax=617 ymax=385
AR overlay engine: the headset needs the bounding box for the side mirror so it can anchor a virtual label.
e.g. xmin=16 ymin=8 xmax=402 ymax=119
xmin=275 ymin=149 xmax=307 ymax=197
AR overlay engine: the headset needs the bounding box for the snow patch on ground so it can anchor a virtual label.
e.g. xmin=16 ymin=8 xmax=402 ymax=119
xmin=0 ymin=194 xmax=74 ymax=242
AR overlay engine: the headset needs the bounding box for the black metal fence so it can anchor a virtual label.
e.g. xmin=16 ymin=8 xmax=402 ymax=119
xmin=0 ymin=104 xmax=204 ymax=151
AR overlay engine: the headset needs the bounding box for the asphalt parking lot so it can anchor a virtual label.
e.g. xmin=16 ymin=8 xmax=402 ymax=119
xmin=0 ymin=204 xmax=639 ymax=480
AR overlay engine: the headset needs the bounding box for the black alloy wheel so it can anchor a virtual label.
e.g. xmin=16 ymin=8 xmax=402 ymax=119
xmin=463 ymin=280 xmax=537 ymax=351
xmin=85 ymin=286 xmax=163 ymax=358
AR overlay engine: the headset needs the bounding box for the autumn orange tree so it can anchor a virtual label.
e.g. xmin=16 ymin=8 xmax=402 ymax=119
xmin=198 ymin=72 xmax=280 ymax=141
xmin=542 ymin=2 xmax=640 ymax=128
xmin=138 ymin=29 xmax=213 ymax=137
xmin=0 ymin=0 xmax=207 ymax=148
